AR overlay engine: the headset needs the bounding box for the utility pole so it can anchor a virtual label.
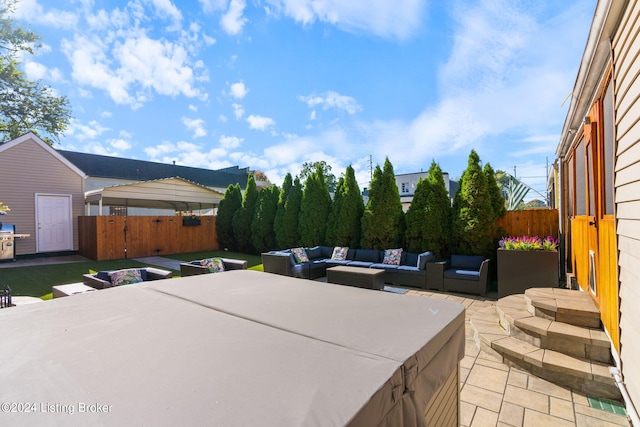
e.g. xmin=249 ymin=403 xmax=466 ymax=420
xmin=369 ymin=155 xmax=373 ymax=181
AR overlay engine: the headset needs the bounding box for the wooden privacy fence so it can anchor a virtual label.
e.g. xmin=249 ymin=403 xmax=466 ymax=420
xmin=79 ymin=216 xmax=218 ymax=261
xmin=496 ymin=209 xmax=559 ymax=238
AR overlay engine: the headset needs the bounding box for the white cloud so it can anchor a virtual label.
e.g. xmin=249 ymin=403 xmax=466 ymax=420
xmin=300 ymin=91 xmax=362 ymax=114
xmin=264 ymin=0 xmax=424 ymax=40
xmin=65 ymin=119 xmax=110 ymax=141
xmin=232 ymin=103 xmax=245 ymax=119
xmin=229 ymin=81 xmax=249 ymax=99
xmin=14 ymin=0 xmax=78 ymax=29
xmin=199 ymin=0 xmax=229 ymax=14
xmin=219 ymin=135 xmax=243 ymax=148
xmin=109 ymin=138 xmax=133 ymax=151
xmin=60 ymin=3 xmax=208 ymax=109
xmin=182 ymin=117 xmax=208 ymax=138
xmin=247 ymin=114 xmax=276 ymax=131
xmin=221 ymin=0 xmax=248 ymax=35
xmin=188 ymin=104 xmax=198 ymax=112
xmin=219 ymin=114 xmax=228 ymax=122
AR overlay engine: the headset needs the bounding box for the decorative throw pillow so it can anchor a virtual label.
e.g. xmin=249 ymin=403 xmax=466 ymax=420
xmin=109 ymin=269 xmax=143 ymax=286
xmin=291 ymin=247 xmax=309 ymax=263
xmin=200 ymin=257 xmax=226 ymax=273
xmin=331 ymin=246 xmax=348 ymax=261
xmin=383 ymin=248 xmax=403 ymax=265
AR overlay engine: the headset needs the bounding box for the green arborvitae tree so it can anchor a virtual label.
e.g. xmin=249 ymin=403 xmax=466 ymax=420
xmin=484 ymin=163 xmax=506 ymax=221
xmin=251 ymin=185 xmax=279 ymax=253
xmin=361 ymin=157 xmax=405 ymax=249
xmin=0 ymin=0 xmax=71 ymax=144
xmin=451 ymin=150 xmax=494 ymax=255
xmin=298 ymin=164 xmax=332 ymax=247
xmin=274 ymin=173 xmax=293 ymax=248
xmin=216 ymin=183 xmax=242 ymax=251
xmin=325 ymin=175 xmax=344 ymax=246
xmin=326 ymin=164 xmax=364 ymax=248
xmin=232 ymin=174 xmax=258 ymax=253
xmin=280 ymin=176 xmax=302 ymax=248
xmin=405 ymin=161 xmax=452 ymax=257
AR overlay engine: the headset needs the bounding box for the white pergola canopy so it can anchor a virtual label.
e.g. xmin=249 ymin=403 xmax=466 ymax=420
xmin=85 ymin=177 xmax=224 ymax=213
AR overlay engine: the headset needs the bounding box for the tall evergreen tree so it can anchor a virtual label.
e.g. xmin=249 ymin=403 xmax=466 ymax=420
xmin=484 ymin=163 xmax=507 ymax=221
xmin=299 ymin=165 xmax=332 ymax=246
xmin=326 ymin=165 xmax=364 ymax=247
xmin=216 ymin=183 xmax=242 ymax=251
xmin=280 ymin=177 xmax=303 ymax=248
xmin=274 ymin=173 xmax=293 ymax=248
xmin=232 ymin=174 xmax=258 ymax=253
xmin=361 ymin=158 xmax=405 ymax=249
xmin=405 ymin=161 xmax=452 ymax=257
xmin=451 ymin=150 xmax=494 ymax=255
xmin=251 ymin=185 xmax=279 ymax=253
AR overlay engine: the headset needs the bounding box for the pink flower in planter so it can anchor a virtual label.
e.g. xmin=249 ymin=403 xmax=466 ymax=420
xmin=499 ymin=235 xmax=558 ymax=251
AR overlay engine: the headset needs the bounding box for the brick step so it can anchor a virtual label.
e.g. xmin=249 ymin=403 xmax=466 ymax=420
xmin=470 ymin=306 xmax=621 ymax=400
xmin=524 ymin=288 xmax=600 ymax=328
xmin=496 ymin=294 xmax=611 ymax=364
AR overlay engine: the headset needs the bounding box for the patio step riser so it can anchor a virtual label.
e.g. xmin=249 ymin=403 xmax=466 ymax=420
xmin=524 ymin=289 xmax=602 ymax=329
xmin=470 ymin=304 xmax=620 ymax=401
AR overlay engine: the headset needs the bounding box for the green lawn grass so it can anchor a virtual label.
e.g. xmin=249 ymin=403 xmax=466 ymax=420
xmin=4 ymin=251 xmax=264 ymax=298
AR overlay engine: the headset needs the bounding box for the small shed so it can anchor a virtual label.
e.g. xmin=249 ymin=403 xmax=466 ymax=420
xmin=0 ymin=133 xmax=85 ymax=256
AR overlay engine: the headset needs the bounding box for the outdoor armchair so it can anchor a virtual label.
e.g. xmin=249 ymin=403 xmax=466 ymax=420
xmin=83 ymin=267 xmax=173 ymax=289
xmin=180 ymin=258 xmax=248 ymax=277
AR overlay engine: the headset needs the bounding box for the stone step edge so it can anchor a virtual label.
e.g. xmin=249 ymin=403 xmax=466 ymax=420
xmin=470 ymin=307 xmax=618 ymax=392
xmin=495 ymin=295 xmax=610 ymax=349
xmin=523 ymin=289 xmax=601 ymax=329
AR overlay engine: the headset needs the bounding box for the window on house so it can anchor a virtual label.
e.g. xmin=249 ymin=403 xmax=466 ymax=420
xmin=401 ymin=182 xmax=410 ymax=194
xmin=109 ymin=206 xmax=127 ymax=216
xmin=575 ymin=139 xmax=586 ymax=216
xmin=603 ymin=78 xmax=615 ymax=215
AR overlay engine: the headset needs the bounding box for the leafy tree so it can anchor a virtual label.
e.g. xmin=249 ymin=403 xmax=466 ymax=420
xmin=361 ymin=158 xmax=405 ymax=249
xmin=326 ymin=165 xmax=364 ymax=247
xmin=494 ymin=169 xmax=510 ymax=200
xmin=299 ymin=160 xmax=337 ymax=193
xmin=274 ymin=173 xmax=293 ymax=248
xmin=251 ymin=185 xmax=279 ymax=253
xmin=232 ymin=174 xmax=258 ymax=253
xmin=216 ymin=183 xmax=242 ymax=251
xmin=299 ymin=164 xmax=332 ymax=246
xmin=451 ymin=150 xmax=494 ymax=256
xmin=0 ymin=0 xmax=71 ymax=144
xmin=405 ymin=161 xmax=451 ymax=257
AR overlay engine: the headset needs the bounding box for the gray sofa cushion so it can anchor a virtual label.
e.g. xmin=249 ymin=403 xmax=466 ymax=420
xmin=348 ymin=261 xmax=375 ymax=268
xmin=418 ymin=252 xmax=436 ymax=270
xmin=370 ymin=263 xmax=399 ymax=271
xmin=450 ymin=255 xmax=485 ymax=270
xmin=403 ymin=252 xmax=419 ymax=267
xmin=320 ymin=246 xmax=334 ymax=258
xmin=443 ymin=269 xmax=480 ymax=281
xmin=397 ymin=265 xmax=421 ymax=273
xmin=306 ymin=246 xmax=323 ymax=260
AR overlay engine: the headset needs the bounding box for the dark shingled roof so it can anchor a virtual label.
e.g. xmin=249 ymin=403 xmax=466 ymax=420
xmin=58 ymin=150 xmax=249 ymax=189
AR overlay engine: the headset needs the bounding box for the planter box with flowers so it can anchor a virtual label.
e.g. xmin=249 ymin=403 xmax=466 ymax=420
xmin=497 ymin=236 xmax=559 ymax=298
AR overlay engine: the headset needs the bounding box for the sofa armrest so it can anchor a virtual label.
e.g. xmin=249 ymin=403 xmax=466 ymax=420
xmin=145 ymin=267 xmax=173 ymax=281
xmin=180 ymin=263 xmax=208 ymax=277
xmin=478 ymin=259 xmax=490 ymax=286
xmin=83 ymin=274 xmax=111 ymax=290
xmin=261 ymin=252 xmax=292 ymax=276
xmin=222 ymin=258 xmax=248 ymax=270
xmin=425 ymin=261 xmax=446 ymax=291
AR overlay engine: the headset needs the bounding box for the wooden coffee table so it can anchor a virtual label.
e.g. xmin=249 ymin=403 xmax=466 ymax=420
xmin=326 ymin=266 xmax=384 ymax=290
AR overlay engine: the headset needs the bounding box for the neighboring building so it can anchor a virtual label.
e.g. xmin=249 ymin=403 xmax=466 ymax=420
xmin=394 ymin=171 xmax=458 ymax=211
xmin=0 ymin=133 xmax=86 ymax=256
xmin=555 ymin=0 xmax=639 ymax=419
xmin=58 ymin=150 xmax=252 ymax=216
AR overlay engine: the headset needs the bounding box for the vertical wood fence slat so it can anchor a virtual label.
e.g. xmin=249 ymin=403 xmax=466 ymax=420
xmin=78 ymin=216 xmax=218 ymax=261
xmin=496 ymin=209 xmax=559 ymax=238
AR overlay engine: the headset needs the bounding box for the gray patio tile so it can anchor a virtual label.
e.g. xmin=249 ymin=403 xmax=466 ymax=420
xmin=470 ymin=407 xmax=499 ymax=427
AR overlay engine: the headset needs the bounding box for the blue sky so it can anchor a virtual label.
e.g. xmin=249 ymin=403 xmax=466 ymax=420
xmin=14 ymin=0 xmax=594 ymax=198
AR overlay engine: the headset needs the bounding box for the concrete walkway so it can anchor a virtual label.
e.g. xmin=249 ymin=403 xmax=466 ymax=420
xmin=406 ymin=288 xmax=630 ymax=427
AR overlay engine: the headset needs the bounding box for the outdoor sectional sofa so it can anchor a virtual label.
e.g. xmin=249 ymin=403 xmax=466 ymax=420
xmin=180 ymin=257 xmax=248 ymax=276
xmin=262 ymin=246 xmax=444 ymax=290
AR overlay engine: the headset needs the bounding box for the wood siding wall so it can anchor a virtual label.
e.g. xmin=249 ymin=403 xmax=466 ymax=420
xmin=79 ymin=216 xmax=218 ymax=261
xmin=613 ymin=0 xmax=640 ymax=408
xmin=496 ymin=209 xmax=559 ymax=238
xmin=0 ymin=138 xmax=84 ymax=255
